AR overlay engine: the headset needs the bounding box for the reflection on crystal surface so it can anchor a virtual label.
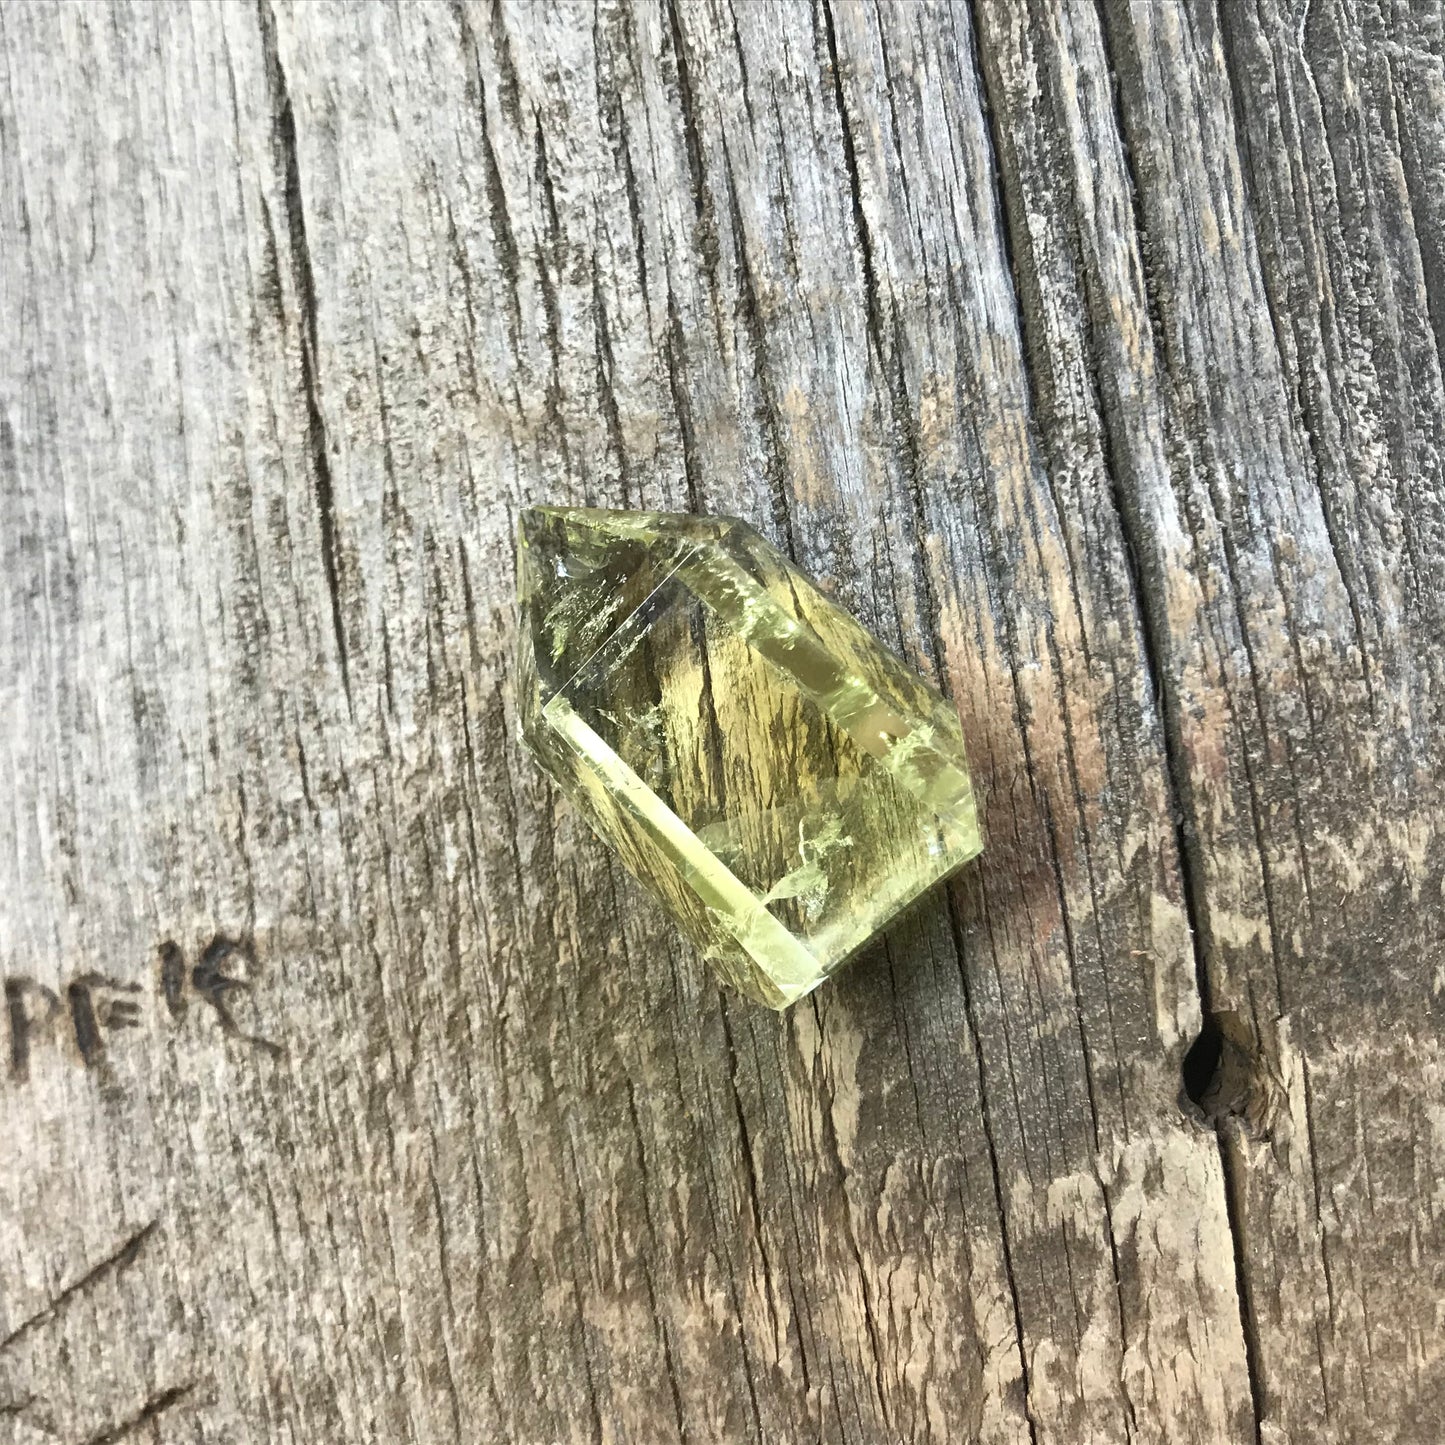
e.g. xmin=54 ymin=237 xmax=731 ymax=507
xmin=516 ymin=506 xmax=982 ymax=1008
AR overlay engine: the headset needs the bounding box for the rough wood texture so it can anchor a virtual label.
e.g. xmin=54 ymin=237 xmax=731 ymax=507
xmin=1 ymin=2 xmax=1440 ymax=1442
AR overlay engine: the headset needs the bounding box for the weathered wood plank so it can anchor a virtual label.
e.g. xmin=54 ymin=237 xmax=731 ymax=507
xmin=1 ymin=2 xmax=1440 ymax=1443
xmin=972 ymin=0 xmax=1445 ymax=1433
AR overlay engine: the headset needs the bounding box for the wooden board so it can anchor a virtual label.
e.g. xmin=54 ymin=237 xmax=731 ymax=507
xmin=1 ymin=1 xmax=1441 ymax=1441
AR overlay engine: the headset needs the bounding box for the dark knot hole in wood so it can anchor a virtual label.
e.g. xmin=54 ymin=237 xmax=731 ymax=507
xmin=1180 ymin=1008 xmax=1276 ymax=1132
xmin=1181 ymin=1013 xmax=1225 ymax=1112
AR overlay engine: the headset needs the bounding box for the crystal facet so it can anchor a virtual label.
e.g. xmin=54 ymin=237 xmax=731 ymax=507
xmin=515 ymin=507 xmax=983 ymax=1008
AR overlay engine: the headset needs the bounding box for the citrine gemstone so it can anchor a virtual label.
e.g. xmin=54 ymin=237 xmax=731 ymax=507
xmin=515 ymin=507 xmax=982 ymax=1008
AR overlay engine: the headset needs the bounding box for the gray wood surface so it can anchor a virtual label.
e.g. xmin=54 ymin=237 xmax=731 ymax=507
xmin=2 ymin=1 xmax=1441 ymax=1442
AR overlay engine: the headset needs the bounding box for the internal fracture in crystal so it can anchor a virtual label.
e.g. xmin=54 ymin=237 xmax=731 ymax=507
xmin=515 ymin=507 xmax=983 ymax=1008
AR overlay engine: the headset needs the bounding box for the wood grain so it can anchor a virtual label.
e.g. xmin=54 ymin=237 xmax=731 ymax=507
xmin=0 ymin=2 xmax=1440 ymax=1441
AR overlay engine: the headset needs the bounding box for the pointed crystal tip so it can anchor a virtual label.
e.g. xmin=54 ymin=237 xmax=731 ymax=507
xmin=515 ymin=506 xmax=982 ymax=1008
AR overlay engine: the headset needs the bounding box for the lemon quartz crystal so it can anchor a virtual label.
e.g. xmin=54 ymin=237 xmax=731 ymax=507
xmin=515 ymin=507 xmax=982 ymax=1008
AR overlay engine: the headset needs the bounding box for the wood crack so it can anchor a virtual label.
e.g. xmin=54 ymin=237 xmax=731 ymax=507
xmin=451 ymin=0 xmax=523 ymax=350
xmin=531 ymin=118 xmax=572 ymax=475
xmin=591 ymin=262 xmax=631 ymax=506
xmin=80 ymin=1382 xmax=194 ymax=1445
xmin=1215 ymin=0 xmax=1380 ymax=705
xmin=2 ymin=1219 xmax=159 ymax=1352
xmin=720 ymin=141 xmax=798 ymax=557
xmin=818 ymin=0 xmax=886 ymax=356
xmin=1097 ymin=1180 xmax=1141 ymax=1443
xmin=663 ymin=0 xmax=720 ymax=296
xmin=701 ymin=1004 xmax=768 ymax=1444
xmin=947 ymin=886 xmax=1043 ymax=1445
xmin=811 ymin=1009 xmax=894 ymax=1434
xmin=257 ymin=0 xmax=351 ymax=708
xmin=664 ymin=283 xmax=704 ymax=513
xmin=426 ymin=1164 xmax=467 ymax=1445
xmin=960 ymin=0 xmax=1271 ymax=1434
xmin=717 ymin=1007 xmax=784 ymax=1361
xmin=1087 ymin=5 xmax=1269 ymax=1438
xmin=622 ymin=1078 xmax=690 ymax=1444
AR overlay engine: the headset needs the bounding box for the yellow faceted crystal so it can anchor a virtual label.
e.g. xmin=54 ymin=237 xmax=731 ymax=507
xmin=515 ymin=507 xmax=983 ymax=1008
